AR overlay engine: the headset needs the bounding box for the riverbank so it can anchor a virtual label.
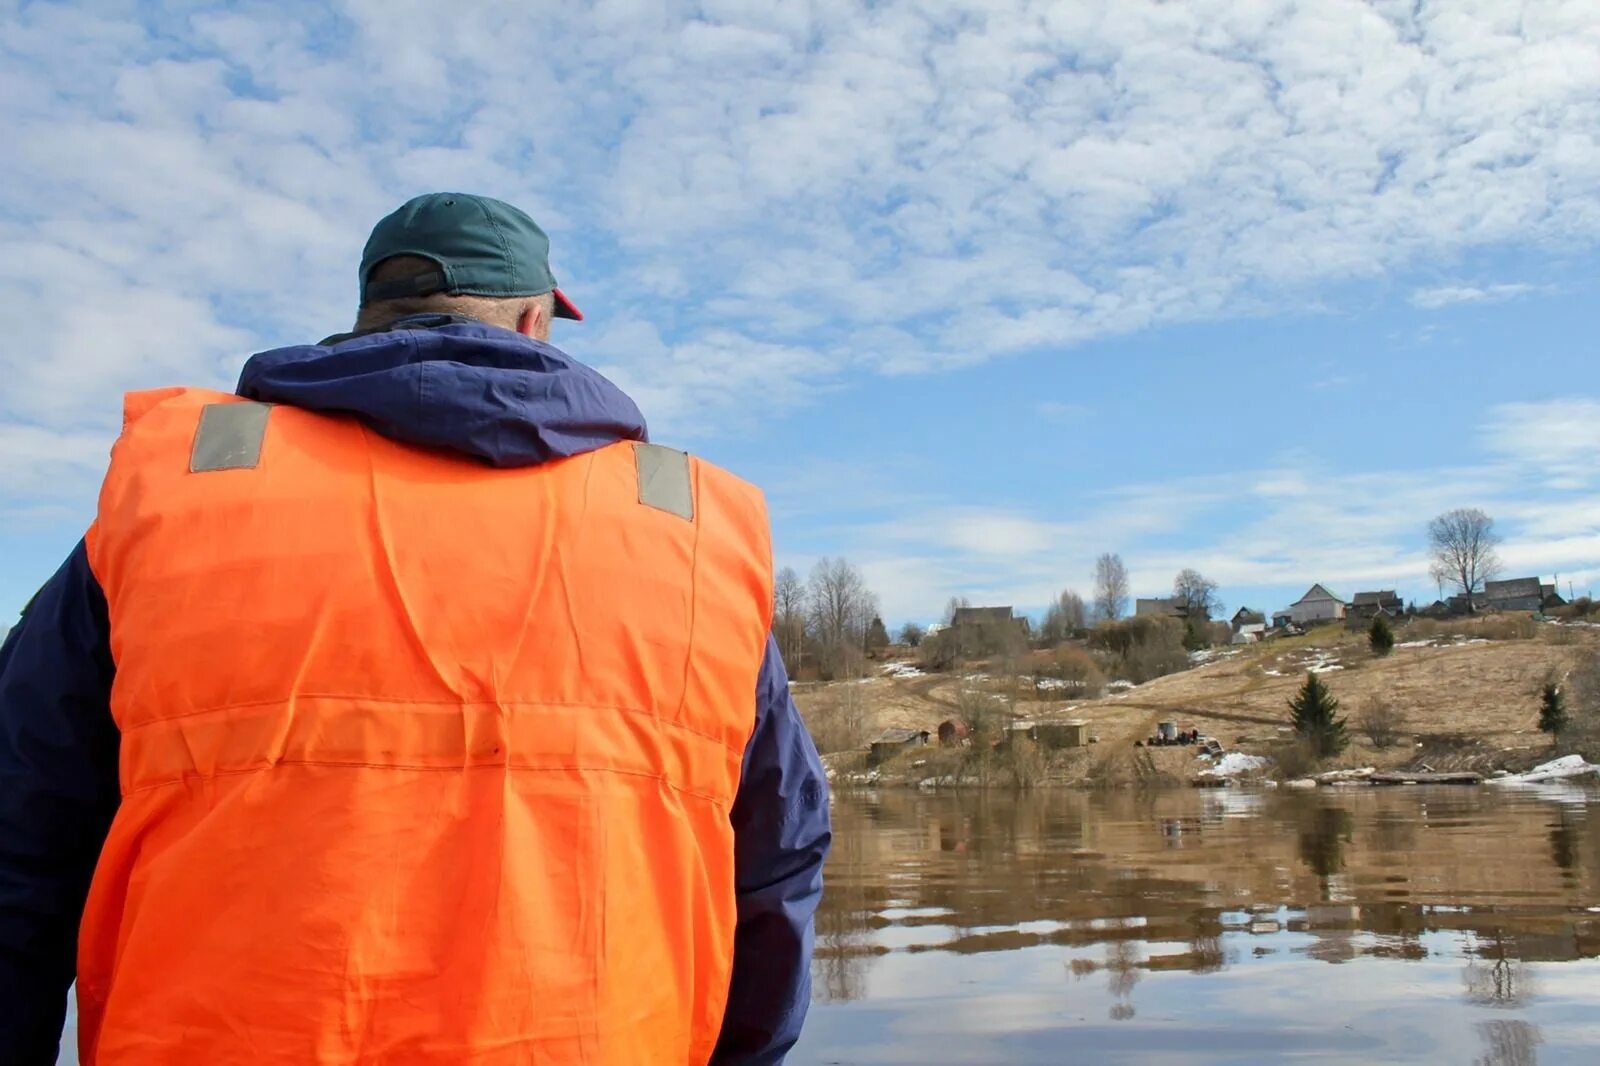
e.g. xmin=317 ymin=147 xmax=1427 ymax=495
xmin=794 ymin=617 xmax=1600 ymax=789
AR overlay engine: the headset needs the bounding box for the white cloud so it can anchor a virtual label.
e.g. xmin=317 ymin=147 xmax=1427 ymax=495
xmin=1482 ymin=399 xmax=1600 ymax=489
xmin=831 ymin=401 xmax=1600 ymax=621
xmin=2 ymin=0 xmax=1598 ymax=464
xmin=1410 ymin=283 xmax=1538 ymax=309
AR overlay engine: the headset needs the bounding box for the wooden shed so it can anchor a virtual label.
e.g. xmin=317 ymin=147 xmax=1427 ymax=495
xmin=1034 ymin=720 xmax=1089 ymax=749
xmin=869 ymin=727 xmax=931 ymax=765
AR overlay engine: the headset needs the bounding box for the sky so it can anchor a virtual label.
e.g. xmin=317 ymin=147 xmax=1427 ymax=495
xmin=2 ymin=0 xmax=1599 ymax=630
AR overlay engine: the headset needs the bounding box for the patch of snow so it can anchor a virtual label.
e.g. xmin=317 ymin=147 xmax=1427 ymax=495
xmin=1034 ymin=678 xmax=1089 ymax=691
xmin=1395 ymin=640 xmax=1436 ymax=649
xmin=1188 ymin=648 xmax=1242 ymax=666
xmin=880 ymin=662 xmax=925 ymax=678
xmin=1198 ymin=752 xmax=1273 ymax=778
xmin=1262 ymin=669 xmax=1284 ymax=677
xmin=1105 ymin=680 xmax=1135 ymax=691
xmin=1490 ymin=755 xmax=1600 ymax=785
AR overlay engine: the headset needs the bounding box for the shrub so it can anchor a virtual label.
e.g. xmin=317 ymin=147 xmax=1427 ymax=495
xmin=918 ymin=630 xmax=957 ymax=671
xmin=1557 ymin=597 xmax=1595 ymax=620
xmin=1089 ymin=616 xmax=1189 ymax=683
xmin=1406 ymin=618 xmax=1440 ymax=641
xmin=1369 ymin=615 xmax=1395 ymax=656
xmin=803 ymin=682 xmax=870 ymax=754
xmin=1539 ymin=681 xmax=1568 ymax=736
xmin=1358 ymin=695 xmax=1406 ymax=749
xmin=1289 ymin=671 xmax=1348 ymax=758
xmin=1435 ymin=615 xmax=1537 ymax=642
xmin=1123 ymin=639 xmax=1190 ymax=684
xmin=955 ymin=681 xmax=1001 ymax=741
xmin=1272 ymin=737 xmax=1320 ymax=780
xmin=1034 ymin=645 xmax=1106 ymax=698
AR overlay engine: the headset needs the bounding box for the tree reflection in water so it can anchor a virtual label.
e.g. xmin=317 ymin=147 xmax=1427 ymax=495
xmin=1297 ymin=801 xmax=1354 ymax=885
xmin=1474 ymin=1019 xmax=1543 ymax=1066
xmin=1464 ymin=931 xmax=1533 ymax=1009
xmin=1104 ymin=939 xmax=1140 ymax=1021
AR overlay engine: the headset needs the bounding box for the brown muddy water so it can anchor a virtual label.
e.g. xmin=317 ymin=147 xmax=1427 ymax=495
xmin=791 ymin=785 xmax=1600 ymax=1066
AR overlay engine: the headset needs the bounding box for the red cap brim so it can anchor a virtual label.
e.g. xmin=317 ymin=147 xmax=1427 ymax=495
xmin=552 ymin=287 xmax=583 ymax=321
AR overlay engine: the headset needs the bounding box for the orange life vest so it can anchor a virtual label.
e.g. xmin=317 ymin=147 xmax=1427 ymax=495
xmin=79 ymin=387 xmax=774 ymax=1064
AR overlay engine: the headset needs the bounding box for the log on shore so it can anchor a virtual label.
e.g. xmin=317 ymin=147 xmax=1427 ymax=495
xmin=1367 ymin=771 xmax=1483 ymax=786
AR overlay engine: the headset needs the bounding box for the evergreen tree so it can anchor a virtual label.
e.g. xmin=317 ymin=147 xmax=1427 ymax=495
xmin=1289 ymin=671 xmax=1349 ymax=758
xmin=1368 ymin=614 xmax=1395 ymax=656
xmin=1539 ymin=682 xmax=1568 ymax=736
xmin=865 ymin=616 xmax=891 ymax=656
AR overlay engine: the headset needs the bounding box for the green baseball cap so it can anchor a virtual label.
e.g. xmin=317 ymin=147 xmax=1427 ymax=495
xmin=359 ymin=192 xmax=582 ymax=320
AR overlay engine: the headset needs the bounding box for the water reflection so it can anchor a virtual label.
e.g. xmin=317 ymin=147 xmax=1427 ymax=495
xmin=799 ymin=786 xmax=1600 ymax=1065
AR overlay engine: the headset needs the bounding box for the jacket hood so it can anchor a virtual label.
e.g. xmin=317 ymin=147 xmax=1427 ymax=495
xmin=236 ymin=315 xmax=647 ymax=467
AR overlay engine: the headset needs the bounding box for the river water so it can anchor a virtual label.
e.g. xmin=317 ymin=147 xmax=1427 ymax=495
xmin=50 ymin=784 xmax=1599 ymax=1064
xmin=792 ymin=785 xmax=1600 ymax=1066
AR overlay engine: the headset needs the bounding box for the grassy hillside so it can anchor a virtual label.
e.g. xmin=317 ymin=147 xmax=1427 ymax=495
xmin=794 ymin=618 xmax=1600 ymax=786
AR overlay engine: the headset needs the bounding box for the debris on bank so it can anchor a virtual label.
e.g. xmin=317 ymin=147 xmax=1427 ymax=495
xmin=1197 ymin=752 xmax=1272 ymax=779
xmin=1490 ymin=755 xmax=1600 ymax=785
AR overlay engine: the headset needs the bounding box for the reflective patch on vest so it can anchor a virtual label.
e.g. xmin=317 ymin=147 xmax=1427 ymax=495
xmin=189 ymin=402 xmax=271 ymax=473
xmin=635 ymin=443 xmax=694 ymax=521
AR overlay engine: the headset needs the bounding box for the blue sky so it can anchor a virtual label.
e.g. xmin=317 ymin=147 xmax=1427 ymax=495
xmin=3 ymin=0 xmax=1598 ymax=629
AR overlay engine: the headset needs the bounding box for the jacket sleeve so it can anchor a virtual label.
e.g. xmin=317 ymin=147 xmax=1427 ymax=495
xmin=0 ymin=540 xmax=121 ymax=1064
xmin=711 ymin=636 xmax=831 ymax=1065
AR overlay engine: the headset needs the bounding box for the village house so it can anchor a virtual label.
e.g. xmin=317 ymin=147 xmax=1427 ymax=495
xmin=1231 ymin=608 xmax=1267 ymax=644
xmin=1288 ymin=584 xmax=1346 ymax=626
xmin=1346 ymin=590 xmax=1404 ymax=621
xmin=1135 ymin=597 xmax=1189 ymax=619
xmin=1231 ymin=608 xmax=1267 ymax=634
xmin=947 ymin=606 xmax=1029 ymax=657
xmin=1484 ymin=578 xmax=1567 ymax=613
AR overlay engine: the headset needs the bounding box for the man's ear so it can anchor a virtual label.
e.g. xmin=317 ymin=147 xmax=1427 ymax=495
xmin=516 ymin=301 xmax=549 ymax=340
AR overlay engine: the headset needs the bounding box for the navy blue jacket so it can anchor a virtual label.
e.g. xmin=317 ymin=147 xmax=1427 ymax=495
xmin=0 ymin=315 xmax=830 ymax=1064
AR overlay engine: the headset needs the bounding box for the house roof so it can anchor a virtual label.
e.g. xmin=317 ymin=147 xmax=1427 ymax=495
xmin=951 ymin=606 xmax=1014 ymax=626
xmin=1350 ymin=590 xmax=1401 ymax=606
xmin=1232 ymin=608 xmax=1266 ymax=623
xmin=1292 ymin=583 xmax=1344 ymax=605
xmin=1485 ymin=578 xmax=1542 ymax=600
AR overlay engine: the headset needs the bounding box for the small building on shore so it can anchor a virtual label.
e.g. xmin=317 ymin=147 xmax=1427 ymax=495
xmin=937 ymin=719 xmax=971 ymax=747
xmin=1034 ymin=720 xmax=1089 ymax=749
xmin=869 ymin=728 xmax=930 ymax=765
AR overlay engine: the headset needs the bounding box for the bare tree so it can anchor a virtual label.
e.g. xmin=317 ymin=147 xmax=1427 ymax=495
xmin=1038 ymin=588 xmax=1088 ymax=645
xmin=898 ymin=622 xmax=925 ymax=647
xmin=1427 ymin=508 xmax=1502 ymax=612
xmin=1172 ymin=569 xmax=1222 ymax=621
xmin=942 ymin=595 xmax=970 ymax=625
xmin=773 ymin=566 xmax=807 ymax=675
xmin=807 ymin=557 xmax=879 ymax=680
xmin=1093 ymin=553 xmax=1129 ymax=622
